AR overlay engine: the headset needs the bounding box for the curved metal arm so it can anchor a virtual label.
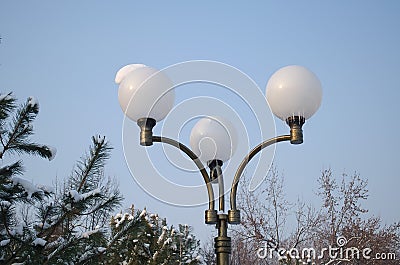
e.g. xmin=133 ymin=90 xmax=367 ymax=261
xmin=230 ymin=135 xmax=291 ymax=210
xmin=152 ymin=136 xmax=215 ymax=211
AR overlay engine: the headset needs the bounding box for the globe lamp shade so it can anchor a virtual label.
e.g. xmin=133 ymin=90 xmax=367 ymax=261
xmin=266 ymin=65 xmax=322 ymax=121
xmin=116 ymin=64 xmax=175 ymax=122
xmin=190 ymin=117 xmax=237 ymax=163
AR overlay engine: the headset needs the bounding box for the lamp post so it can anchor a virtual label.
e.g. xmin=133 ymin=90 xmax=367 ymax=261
xmin=116 ymin=63 xmax=322 ymax=265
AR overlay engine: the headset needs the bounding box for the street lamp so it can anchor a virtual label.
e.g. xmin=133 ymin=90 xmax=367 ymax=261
xmin=116 ymin=63 xmax=322 ymax=265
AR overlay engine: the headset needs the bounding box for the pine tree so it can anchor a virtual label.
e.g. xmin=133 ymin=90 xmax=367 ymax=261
xmin=0 ymin=93 xmax=202 ymax=264
xmin=37 ymin=135 xmax=123 ymax=264
xmin=89 ymin=205 xmax=203 ymax=265
xmin=0 ymin=93 xmax=56 ymax=264
xmin=0 ymin=93 xmax=123 ymax=264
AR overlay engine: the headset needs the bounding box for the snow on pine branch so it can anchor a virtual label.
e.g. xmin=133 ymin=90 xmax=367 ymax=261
xmin=157 ymin=226 xmax=168 ymax=245
xmin=11 ymin=176 xmax=53 ymax=199
xmin=114 ymin=212 xmax=134 ymax=228
xmin=0 ymin=239 xmax=10 ymax=246
xmin=27 ymin=96 xmax=38 ymax=108
xmin=0 ymin=93 xmax=12 ymax=101
xmin=139 ymin=208 xmax=147 ymax=218
xmin=42 ymin=145 xmax=57 ymax=161
xmin=32 ymin=237 xmax=47 ymax=246
xmin=69 ymin=188 xmax=101 ymax=202
xmin=80 ymin=228 xmax=100 ymax=239
xmin=0 ymin=200 xmax=12 ymax=207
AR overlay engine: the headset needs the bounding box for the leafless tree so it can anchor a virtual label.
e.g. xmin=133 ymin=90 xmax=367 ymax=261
xmin=313 ymin=169 xmax=399 ymax=265
xmin=229 ymin=166 xmax=316 ymax=264
xmin=228 ymin=167 xmax=399 ymax=265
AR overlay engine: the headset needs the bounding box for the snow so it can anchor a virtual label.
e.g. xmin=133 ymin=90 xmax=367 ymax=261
xmin=38 ymin=222 xmax=51 ymax=229
xmin=132 ymin=239 xmax=139 ymax=243
xmin=98 ymin=247 xmax=107 ymax=253
xmin=69 ymin=188 xmax=101 ymax=202
xmin=0 ymin=239 xmax=10 ymax=246
xmin=0 ymin=201 xmax=11 ymax=207
xmin=44 ymin=145 xmax=57 ymax=161
xmin=81 ymin=229 xmax=99 ymax=239
xmin=114 ymin=213 xmax=122 ymax=219
xmin=79 ymin=188 xmax=101 ymax=200
xmin=0 ymin=93 xmax=11 ymax=101
xmin=27 ymin=96 xmax=39 ymax=108
xmin=11 ymin=177 xmax=55 ymax=198
xmin=139 ymin=208 xmax=146 ymax=218
xmin=11 ymin=176 xmax=42 ymax=199
xmin=163 ymin=237 xmax=172 ymax=246
xmin=95 ymin=135 xmax=105 ymax=143
xmin=114 ymin=64 xmax=147 ymax=84
xmin=32 ymin=238 xmax=47 ymax=246
xmin=157 ymin=226 xmax=168 ymax=244
xmin=69 ymin=190 xmax=81 ymax=202
xmin=115 ymin=213 xmax=133 ymax=228
xmin=114 ymin=212 xmax=136 ymax=228
xmin=9 ymin=223 xmax=24 ymax=236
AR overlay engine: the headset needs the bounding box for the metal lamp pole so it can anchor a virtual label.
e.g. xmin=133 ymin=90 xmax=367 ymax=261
xmin=135 ymin=116 xmax=305 ymax=265
xmin=116 ymin=64 xmax=322 ymax=265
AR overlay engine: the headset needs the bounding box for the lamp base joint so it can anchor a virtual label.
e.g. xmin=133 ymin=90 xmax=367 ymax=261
xmin=137 ymin=118 xmax=156 ymax=146
xmin=228 ymin=209 xmax=241 ymax=224
xmin=205 ymin=209 xmax=218 ymax=224
xmin=286 ymin=116 xmax=305 ymax=144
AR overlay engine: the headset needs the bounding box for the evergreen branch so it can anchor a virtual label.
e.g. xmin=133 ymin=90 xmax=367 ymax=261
xmin=41 ymin=205 xmax=73 ymax=242
xmin=36 ymin=201 xmax=56 ymax=235
xmin=0 ymin=204 xmax=14 ymax=238
xmin=0 ymin=92 xmax=16 ymax=154
xmin=101 ymin=216 xmax=148 ymax=258
xmin=0 ymin=92 xmax=16 ymax=121
xmin=0 ymin=160 xmax=24 ymax=179
xmin=7 ymin=143 xmax=53 ymax=160
xmin=78 ymin=193 xmax=122 ymax=217
xmin=1 ymin=97 xmax=40 ymax=159
xmin=75 ymin=136 xmax=111 ymax=192
xmin=45 ymin=235 xmax=77 ymax=263
xmin=45 ymin=230 xmax=107 ymax=264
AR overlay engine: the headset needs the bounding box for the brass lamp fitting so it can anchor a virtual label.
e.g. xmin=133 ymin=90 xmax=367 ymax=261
xmin=286 ymin=116 xmax=305 ymax=144
xmin=228 ymin=209 xmax=241 ymax=224
xmin=207 ymin=159 xmax=223 ymax=183
xmin=137 ymin=118 xmax=156 ymax=146
xmin=205 ymin=209 xmax=218 ymax=224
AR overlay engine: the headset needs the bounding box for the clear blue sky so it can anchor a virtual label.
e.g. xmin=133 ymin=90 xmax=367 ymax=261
xmin=1 ymin=1 xmax=399 ymax=242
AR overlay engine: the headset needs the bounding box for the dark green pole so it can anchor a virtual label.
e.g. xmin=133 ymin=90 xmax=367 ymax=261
xmin=215 ymin=214 xmax=231 ymax=265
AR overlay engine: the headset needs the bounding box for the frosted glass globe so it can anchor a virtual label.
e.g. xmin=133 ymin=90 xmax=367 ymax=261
xmin=190 ymin=117 xmax=237 ymax=163
xmin=266 ymin=65 xmax=322 ymax=121
xmin=116 ymin=64 xmax=175 ymax=122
